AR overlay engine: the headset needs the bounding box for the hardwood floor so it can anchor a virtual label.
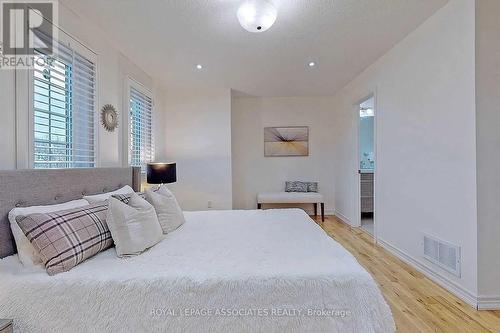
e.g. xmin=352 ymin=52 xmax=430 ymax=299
xmin=314 ymin=215 xmax=500 ymax=333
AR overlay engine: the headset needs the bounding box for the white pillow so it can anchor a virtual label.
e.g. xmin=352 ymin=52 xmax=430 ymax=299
xmin=84 ymin=185 xmax=134 ymax=203
xmin=106 ymin=193 xmax=163 ymax=257
xmin=145 ymin=186 xmax=185 ymax=234
xmin=8 ymin=199 xmax=89 ymax=266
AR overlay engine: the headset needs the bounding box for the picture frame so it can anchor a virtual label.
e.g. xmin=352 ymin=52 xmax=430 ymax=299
xmin=264 ymin=126 xmax=309 ymax=157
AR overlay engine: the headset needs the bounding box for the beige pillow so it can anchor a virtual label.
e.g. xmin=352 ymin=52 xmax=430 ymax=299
xmin=107 ymin=193 xmax=163 ymax=257
xmin=145 ymin=186 xmax=185 ymax=234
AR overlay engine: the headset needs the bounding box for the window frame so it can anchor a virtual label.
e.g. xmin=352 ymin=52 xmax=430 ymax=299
xmin=16 ymin=22 xmax=99 ymax=169
xmin=123 ymin=77 xmax=155 ymax=172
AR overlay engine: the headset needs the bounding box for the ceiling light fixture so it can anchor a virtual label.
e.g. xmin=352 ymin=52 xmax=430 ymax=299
xmin=308 ymin=62 xmax=316 ymax=67
xmin=196 ymin=64 xmax=203 ymax=70
xmin=237 ymin=0 xmax=277 ymax=33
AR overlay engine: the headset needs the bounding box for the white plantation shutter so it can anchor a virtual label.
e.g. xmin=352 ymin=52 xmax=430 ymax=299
xmin=33 ymin=34 xmax=96 ymax=169
xmin=129 ymin=85 xmax=154 ymax=172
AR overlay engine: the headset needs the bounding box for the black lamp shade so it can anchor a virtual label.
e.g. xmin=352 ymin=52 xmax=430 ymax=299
xmin=147 ymin=163 xmax=177 ymax=184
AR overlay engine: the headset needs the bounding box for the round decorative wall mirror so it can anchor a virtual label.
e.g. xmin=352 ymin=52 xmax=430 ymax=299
xmin=101 ymin=104 xmax=119 ymax=132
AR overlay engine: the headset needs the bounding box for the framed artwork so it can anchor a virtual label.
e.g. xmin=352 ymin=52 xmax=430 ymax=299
xmin=264 ymin=126 xmax=309 ymax=157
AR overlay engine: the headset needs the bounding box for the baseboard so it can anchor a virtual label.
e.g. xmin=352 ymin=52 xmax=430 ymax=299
xmin=329 ymin=213 xmax=497 ymax=311
xmin=477 ymin=295 xmax=500 ymax=310
xmin=333 ymin=210 xmax=352 ymax=225
xmin=377 ymin=238 xmax=478 ymax=309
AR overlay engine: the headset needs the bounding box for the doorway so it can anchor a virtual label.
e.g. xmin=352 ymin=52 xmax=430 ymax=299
xmin=358 ymin=96 xmax=375 ymax=235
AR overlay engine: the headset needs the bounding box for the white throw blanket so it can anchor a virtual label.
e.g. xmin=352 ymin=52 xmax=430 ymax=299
xmin=0 ymin=209 xmax=395 ymax=333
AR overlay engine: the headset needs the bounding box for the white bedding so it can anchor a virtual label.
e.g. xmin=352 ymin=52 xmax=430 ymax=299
xmin=0 ymin=209 xmax=394 ymax=333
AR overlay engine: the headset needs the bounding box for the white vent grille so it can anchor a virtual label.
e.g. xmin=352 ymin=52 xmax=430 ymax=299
xmin=423 ymin=234 xmax=461 ymax=277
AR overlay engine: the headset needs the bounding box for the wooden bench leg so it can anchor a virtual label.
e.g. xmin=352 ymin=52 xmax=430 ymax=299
xmin=314 ymin=203 xmax=318 ymax=217
xmin=257 ymin=203 xmax=262 ymax=209
xmin=321 ymin=203 xmax=325 ymax=222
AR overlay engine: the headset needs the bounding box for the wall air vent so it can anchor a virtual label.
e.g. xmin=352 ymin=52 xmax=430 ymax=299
xmin=423 ymin=234 xmax=461 ymax=277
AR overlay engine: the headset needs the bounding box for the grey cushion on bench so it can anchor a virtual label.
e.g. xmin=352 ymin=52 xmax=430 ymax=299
xmin=285 ymin=181 xmax=308 ymax=192
xmin=285 ymin=181 xmax=319 ymax=193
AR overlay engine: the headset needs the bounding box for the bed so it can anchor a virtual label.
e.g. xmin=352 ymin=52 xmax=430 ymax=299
xmin=0 ymin=168 xmax=394 ymax=333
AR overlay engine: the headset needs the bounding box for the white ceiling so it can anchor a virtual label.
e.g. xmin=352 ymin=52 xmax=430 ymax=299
xmin=61 ymin=0 xmax=448 ymax=97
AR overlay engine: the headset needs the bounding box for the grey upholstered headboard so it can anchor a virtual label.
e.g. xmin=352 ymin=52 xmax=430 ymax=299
xmin=0 ymin=167 xmax=141 ymax=258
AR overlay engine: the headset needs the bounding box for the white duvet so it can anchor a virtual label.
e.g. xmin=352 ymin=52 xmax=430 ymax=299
xmin=0 ymin=209 xmax=394 ymax=333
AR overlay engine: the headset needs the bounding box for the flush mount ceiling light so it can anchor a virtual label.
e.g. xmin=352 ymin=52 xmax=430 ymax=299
xmin=308 ymin=61 xmax=316 ymax=68
xmin=196 ymin=64 xmax=203 ymax=70
xmin=237 ymin=0 xmax=277 ymax=33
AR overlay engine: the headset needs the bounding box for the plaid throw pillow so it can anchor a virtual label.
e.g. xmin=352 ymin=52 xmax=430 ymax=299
xmin=16 ymin=202 xmax=113 ymax=275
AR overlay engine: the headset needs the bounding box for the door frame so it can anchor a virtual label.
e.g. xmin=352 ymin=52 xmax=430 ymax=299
xmin=354 ymin=92 xmax=378 ymax=241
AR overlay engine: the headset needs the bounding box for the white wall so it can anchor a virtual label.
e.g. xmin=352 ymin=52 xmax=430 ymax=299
xmin=162 ymin=88 xmax=232 ymax=211
xmin=331 ymin=0 xmax=478 ymax=300
xmin=359 ymin=116 xmax=374 ymax=169
xmin=475 ymin=0 xmax=500 ymax=306
xmin=0 ymin=70 xmax=16 ymax=170
xmin=232 ymin=96 xmax=335 ymax=214
xmin=0 ymin=2 xmax=162 ymax=170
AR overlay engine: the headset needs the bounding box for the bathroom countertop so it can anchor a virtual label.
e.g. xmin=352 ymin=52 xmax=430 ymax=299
xmin=359 ymin=169 xmax=374 ymax=174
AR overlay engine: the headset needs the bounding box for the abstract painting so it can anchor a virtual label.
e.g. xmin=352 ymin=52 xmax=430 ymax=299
xmin=264 ymin=126 xmax=309 ymax=157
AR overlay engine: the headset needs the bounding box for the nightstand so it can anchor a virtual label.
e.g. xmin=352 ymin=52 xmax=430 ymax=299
xmin=0 ymin=320 xmax=12 ymax=333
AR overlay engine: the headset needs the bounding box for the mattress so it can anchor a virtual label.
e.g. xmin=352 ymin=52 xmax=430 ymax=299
xmin=0 ymin=209 xmax=394 ymax=333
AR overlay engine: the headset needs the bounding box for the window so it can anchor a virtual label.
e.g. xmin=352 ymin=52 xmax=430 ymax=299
xmin=128 ymin=82 xmax=153 ymax=172
xmin=32 ymin=34 xmax=96 ymax=168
